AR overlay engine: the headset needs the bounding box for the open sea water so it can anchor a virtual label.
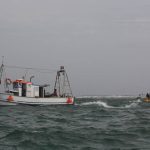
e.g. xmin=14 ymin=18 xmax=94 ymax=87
xmin=0 ymin=96 xmax=150 ymax=150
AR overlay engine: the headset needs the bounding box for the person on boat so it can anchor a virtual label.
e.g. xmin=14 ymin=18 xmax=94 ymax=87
xmin=50 ymin=88 xmax=58 ymax=97
xmin=146 ymin=93 xmax=150 ymax=99
xmin=53 ymin=89 xmax=57 ymax=97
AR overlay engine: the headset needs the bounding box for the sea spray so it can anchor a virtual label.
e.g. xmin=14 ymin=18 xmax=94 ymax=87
xmin=80 ymin=101 xmax=115 ymax=108
xmin=79 ymin=98 xmax=142 ymax=109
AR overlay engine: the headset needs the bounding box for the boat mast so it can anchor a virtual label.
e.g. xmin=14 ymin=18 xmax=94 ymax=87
xmin=54 ymin=71 xmax=60 ymax=97
xmin=54 ymin=66 xmax=73 ymax=97
xmin=65 ymin=72 xmax=73 ymax=97
xmin=0 ymin=56 xmax=4 ymax=84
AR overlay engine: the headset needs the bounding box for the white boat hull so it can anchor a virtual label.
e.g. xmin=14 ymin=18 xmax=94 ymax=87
xmin=0 ymin=93 xmax=74 ymax=105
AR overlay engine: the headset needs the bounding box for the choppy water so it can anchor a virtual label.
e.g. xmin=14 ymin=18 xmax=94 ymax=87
xmin=0 ymin=96 xmax=150 ymax=150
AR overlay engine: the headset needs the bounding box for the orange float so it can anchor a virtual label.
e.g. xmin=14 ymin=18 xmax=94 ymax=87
xmin=7 ymin=95 xmax=14 ymax=102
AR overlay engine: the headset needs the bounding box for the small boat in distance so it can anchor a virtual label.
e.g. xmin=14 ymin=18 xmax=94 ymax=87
xmin=143 ymin=93 xmax=150 ymax=102
xmin=139 ymin=93 xmax=150 ymax=103
xmin=143 ymin=98 xmax=150 ymax=102
xmin=0 ymin=61 xmax=74 ymax=105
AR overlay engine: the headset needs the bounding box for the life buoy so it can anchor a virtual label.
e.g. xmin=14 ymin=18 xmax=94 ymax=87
xmin=7 ymin=95 xmax=14 ymax=102
xmin=66 ymin=97 xmax=73 ymax=104
xmin=5 ymin=78 xmax=12 ymax=85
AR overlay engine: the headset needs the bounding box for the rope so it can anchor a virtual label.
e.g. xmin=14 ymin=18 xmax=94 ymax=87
xmin=4 ymin=65 xmax=57 ymax=74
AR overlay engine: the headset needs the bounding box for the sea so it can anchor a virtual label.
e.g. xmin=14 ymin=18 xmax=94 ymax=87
xmin=0 ymin=96 xmax=150 ymax=150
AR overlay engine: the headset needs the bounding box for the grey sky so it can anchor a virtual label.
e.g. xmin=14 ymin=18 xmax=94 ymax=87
xmin=1 ymin=0 xmax=150 ymax=96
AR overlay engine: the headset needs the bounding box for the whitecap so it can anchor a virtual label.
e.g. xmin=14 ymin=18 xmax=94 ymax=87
xmin=80 ymin=101 xmax=115 ymax=108
xmin=79 ymin=98 xmax=142 ymax=109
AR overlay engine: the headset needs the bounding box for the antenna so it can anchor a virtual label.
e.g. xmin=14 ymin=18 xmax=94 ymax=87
xmin=0 ymin=56 xmax=4 ymax=84
xmin=2 ymin=56 xmax=4 ymax=65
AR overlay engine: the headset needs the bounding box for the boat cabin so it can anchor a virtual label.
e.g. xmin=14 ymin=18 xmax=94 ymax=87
xmin=11 ymin=79 xmax=48 ymax=98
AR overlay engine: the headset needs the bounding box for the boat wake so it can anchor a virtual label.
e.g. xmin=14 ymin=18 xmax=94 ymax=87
xmin=80 ymin=101 xmax=115 ymax=108
xmin=78 ymin=99 xmax=142 ymax=109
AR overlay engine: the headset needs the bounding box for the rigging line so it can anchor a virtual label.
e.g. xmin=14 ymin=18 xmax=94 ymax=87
xmin=4 ymin=65 xmax=57 ymax=73
xmin=0 ymin=56 xmax=4 ymax=82
xmin=2 ymin=56 xmax=4 ymax=65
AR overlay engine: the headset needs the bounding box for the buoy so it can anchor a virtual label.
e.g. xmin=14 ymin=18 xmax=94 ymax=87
xmin=67 ymin=97 xmax=73 ymax=104
xmin=7 ymin=95 xmax=14 ymax=102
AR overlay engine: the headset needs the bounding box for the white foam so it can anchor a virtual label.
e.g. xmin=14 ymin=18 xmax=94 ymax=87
xmin=136 ymin=99 xmax=142 ymax=103
xmin=123 ymin=99 xmax=142 ymax=108
xmin=123 ymin=103 xmax=138 ymax=108
xmin=80 ymin=101 xmax=115 ymax=108
xmin=79 ymin=99 xmax=142 ymax=109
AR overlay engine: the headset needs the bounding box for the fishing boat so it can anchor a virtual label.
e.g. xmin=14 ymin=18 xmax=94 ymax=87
xmin=143 ymin=98 xmax=150 ymax=102
xmin=0 ymin=61 xmax=74 ymax=105
xmin=142 ymin=93 xmax=150 ymax=102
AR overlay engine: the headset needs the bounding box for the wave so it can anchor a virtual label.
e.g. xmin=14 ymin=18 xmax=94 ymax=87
xmin=80 ymin=101 xmax=115 ymax=108
xmin=123 ymin=99 xmax=142 ymax=108
xmin=78 ymin=99 xmax=142 ymax=109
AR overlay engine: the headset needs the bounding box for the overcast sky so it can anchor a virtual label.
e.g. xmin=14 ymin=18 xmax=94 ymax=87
xmin=1 ymin=0 xmax=150 ymax=96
